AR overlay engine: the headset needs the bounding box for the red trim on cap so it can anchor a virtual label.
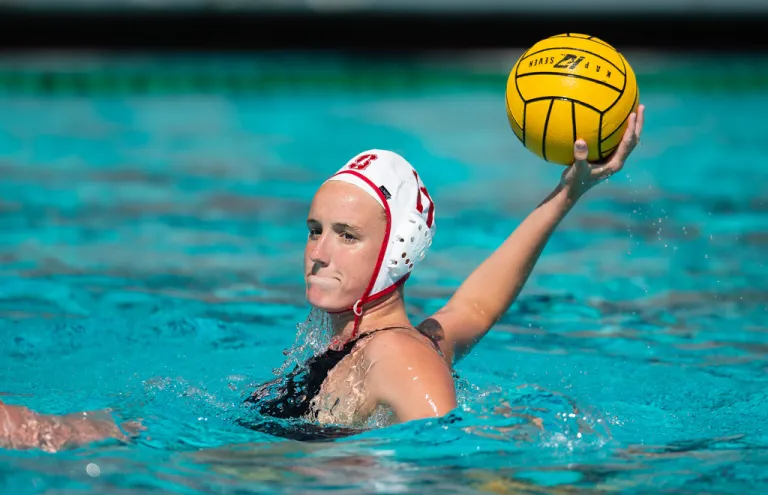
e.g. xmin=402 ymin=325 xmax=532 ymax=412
xmin=366 ymin=272 xmax=410 ymax=302
xmin=329 ymin=170 xmax=392 ymax=338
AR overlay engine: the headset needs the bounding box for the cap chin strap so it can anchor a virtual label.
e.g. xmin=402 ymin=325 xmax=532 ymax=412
xmin=327 ymin=273 xmax=410 ymax=343
xmin=351 ymin=274 xmax=410 ymax=332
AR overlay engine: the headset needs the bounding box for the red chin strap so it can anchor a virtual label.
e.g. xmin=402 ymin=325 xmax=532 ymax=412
xmin=344 ymin=274 xmax=410 ymax=339
xmin=326 ymin=274 xmax=409 ymax=346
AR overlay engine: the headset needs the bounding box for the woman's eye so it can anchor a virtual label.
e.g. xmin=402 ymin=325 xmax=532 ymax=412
xmin=341 ymin=232 xmax=357 ymax=242
xmin=308 ymin=228 xmax=320 ymax=239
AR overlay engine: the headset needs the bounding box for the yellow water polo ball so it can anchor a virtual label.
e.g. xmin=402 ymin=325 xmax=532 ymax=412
xmin=505 ymin=33 xmax=639 ymax=165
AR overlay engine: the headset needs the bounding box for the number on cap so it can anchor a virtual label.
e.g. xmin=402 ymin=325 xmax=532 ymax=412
xmin=348 ymin=153 xmax=378 ymax=170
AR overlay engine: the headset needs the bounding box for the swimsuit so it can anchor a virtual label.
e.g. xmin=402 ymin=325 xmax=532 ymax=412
xmin=237 ymin=325 xmax=441 ymax=441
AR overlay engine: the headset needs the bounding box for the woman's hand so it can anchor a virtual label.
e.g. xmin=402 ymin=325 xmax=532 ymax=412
xmin=560 ymin=104 xmax=645 ymax=201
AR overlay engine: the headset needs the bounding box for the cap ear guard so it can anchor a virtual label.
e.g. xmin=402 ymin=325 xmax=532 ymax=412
xmin=385 ymin=211 xmax=434 ymax=280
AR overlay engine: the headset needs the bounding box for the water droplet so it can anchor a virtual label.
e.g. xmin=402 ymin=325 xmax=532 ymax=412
xmin=86 ymin=463 xmax=100 ymax=477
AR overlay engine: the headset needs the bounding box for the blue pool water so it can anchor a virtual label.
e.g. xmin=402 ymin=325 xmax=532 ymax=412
xmin=0 ymin=53 xmax=766 ymax=494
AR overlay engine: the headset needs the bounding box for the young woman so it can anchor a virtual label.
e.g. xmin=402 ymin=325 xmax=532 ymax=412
xmin=0 ymin=106 xmax=645 ymax=450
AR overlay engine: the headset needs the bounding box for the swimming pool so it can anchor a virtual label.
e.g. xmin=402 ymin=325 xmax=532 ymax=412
xmin=0 ymin=51 xmax=766 ymax=494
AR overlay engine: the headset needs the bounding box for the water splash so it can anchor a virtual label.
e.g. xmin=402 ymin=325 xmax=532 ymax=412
xmin=452 ymin=381 xmax=614 ymax=453
xmin=273 ymin=307 xmax=333 ymax=377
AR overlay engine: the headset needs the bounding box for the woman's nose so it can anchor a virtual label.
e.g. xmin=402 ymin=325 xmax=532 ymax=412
xmin=309 ymin=233 xmax=331 ymax=266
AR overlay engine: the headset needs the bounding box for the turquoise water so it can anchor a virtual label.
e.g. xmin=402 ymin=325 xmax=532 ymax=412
xmin=0 ymin=53 xmax=766 ymax=494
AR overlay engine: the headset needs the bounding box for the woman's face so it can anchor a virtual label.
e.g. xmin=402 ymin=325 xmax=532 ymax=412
xmin=304 ymin=181 xmax=387 ymax=312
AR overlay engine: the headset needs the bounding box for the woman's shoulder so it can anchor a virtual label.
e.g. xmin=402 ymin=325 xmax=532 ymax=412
xmin=357 ymin=326 xmax=458 ymax=419
xmin=361 ymin=326 xmax=445 ymax=368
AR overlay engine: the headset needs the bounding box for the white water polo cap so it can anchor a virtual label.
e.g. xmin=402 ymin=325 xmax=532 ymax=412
xmin=325 ymin=149 xmax=436 ymax=317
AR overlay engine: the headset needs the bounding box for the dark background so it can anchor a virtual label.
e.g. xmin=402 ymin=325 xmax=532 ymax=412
xmin=0 ymin=1 xmax=766 ymax=53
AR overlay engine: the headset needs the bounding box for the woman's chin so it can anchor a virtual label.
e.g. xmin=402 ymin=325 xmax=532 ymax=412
xmin=305 ymin=287 xmax=350 ymax=313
